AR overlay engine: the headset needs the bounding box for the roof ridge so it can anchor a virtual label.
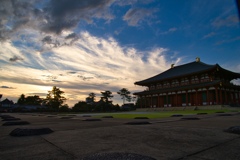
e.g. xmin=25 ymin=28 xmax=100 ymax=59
xmin=135 ymin=60 xmax=217 ymax=85
xmin=173 ymin=61 xmax=215 ymax=68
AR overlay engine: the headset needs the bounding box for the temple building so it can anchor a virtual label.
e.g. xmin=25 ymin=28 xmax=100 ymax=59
xmin=134 ymin=58 xmax=240 ymax=108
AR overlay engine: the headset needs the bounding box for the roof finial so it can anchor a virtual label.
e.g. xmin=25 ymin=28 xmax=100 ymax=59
xmin=171 ymin=64 xmax=174 ymax=68
xmin=196 ymin=57 xmax=200 ymax=62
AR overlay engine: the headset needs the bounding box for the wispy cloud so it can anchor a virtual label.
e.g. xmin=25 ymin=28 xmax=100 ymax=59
xmin=202 ymin=32 xmax=216 ymax=39
xmin=211 ymin=15 xmax=238 ymax=28
xmin=0 ymin=31 xmax=181 ymax=105
xmin=9 ymin=56 xmax=24 ymax=62
xmin=215 ymin=36 xmax=240 ymax=45
xmin=123 ymin=8 xmax=158 ymax=26
xmin=160 ymin=27 xmax=177 ymax=35
xmin=115 ymin=0 xmax=154 ymax=6
xmin=0 ymin=86 xmax=15 ymax=89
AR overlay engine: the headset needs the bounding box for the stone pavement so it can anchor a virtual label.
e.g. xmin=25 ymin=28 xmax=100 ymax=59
xmin=0 ymin=112 xmax=240 ymax=160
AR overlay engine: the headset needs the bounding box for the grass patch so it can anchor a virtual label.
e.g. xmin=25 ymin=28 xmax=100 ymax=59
xmin=93 ymin=109 xmax=237 ymax=119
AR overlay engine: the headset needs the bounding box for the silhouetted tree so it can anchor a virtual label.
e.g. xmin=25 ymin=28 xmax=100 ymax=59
xmin=59 ymin=104 xmax=70 ymax=112
xmin=17 ymin=94 xmax=43 ymax=105
xmin=45 ymin=86 xmax=66 ymax=110
xmin=117 ymin=88 xmax=131 ymax=104
xmin=86 ymin=92 xmax=96 ymax=103
xmin=25 ymin=95 xmax=43 ymax=105
xmin=72 ymin=101 xmax=91 ymax=112
xmin=17 ymin=94 xmax=26 ymax=105
xmin=101 ymin=90 xmax=113 ymax=103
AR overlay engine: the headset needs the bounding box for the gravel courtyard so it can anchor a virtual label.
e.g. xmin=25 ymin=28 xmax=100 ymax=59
xmin=0 ymin=112 xmax=240 ymax=160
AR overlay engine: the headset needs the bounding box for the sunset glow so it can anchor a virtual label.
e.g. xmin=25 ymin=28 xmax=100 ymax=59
xmin=0 ymin=0 xmax=239 ymax=106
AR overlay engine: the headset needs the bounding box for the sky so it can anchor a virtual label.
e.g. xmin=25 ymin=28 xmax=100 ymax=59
xmin=0 ymin=0 xmax=240 ymax=107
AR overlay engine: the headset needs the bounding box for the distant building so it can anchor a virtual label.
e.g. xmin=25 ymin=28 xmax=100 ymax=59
xmin=0 ymin=98 xmax=14 ymax=108
xmin=134 ymin=58 xmax=240 ymax=108
xmin=0 ymin=98 xmax=14 ymax=112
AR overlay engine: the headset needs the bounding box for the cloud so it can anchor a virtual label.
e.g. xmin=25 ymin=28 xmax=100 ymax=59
xmin=65 ymin=33 xmax=79 ymax=45
xmin=42 ymin=36 xmax=53 ymax=44
xmin=65 ymin=33 xmax=78 ymax=39
xmin=202 ymin=32 xmax=216 ymax=39
xmin=115 ymin=0 xmax=154 ymax=6
xmin=215 ymin=36 xmax=240 ymax=45
xmin=68 ymin=71 xmax=77 ymax=74
xmin=211 ymin=15 xmax=238 ymax=28
xmin=0 ymin=31 xmax=181 ymax=105
xmin=160 ymin=27 xmax=177 ymax=35
xmin=123 ymin=8 xmax=158 ymax=26
xmin=0 ymin=0 xmax=39 ymax=41
xmin=9 ymin=56 xmax=23 ymax=62
xmin=0 ymin=0 xmax=115 ymax=41
xmin=42 ymin=0 xmax=115 ymax=34
xmin=42 ymin=35 xmax=60 ymax=47
xmin=0 ymin=86 xmax=15 ymax=89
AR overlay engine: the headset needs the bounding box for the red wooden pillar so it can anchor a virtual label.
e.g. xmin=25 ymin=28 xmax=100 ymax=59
xmin=161 ymin=94 xmax=163 ymax=107
xmin=147 ymin=95 xmax=149 ymax=108
xmin=166 ymin=93 xmax=169 ymax=107
xmin=198 ymin=89 xmax=202 ymax=106
xmin=233 ymin=91 xmax=236 ymax=104
xmin=223 ymin=89 xmax=225 ymax=104
xmin=150 ymin=95 xmax=153 ymax=108
xmin=220 ymin=89 xmax=223 ymax=105
xmin=140 ymin=96 xmax=142 ymax=108
xmin=225 ymin=88 xmax=229 ymax=104
xmin=206 ymin=88 xmax=209 ymax=105
xmin=160 ymin=94 xmax=162 ymax=107
xmin=159 ymin=95 xmax=161 ymax=107
xmin=175 ymin=92 xmax=178 ymax=107
xmin=145 ymin=95 xmax=149 ymax=108
xmin=195 ymin=89 xmax=198 ymax=106
xmin=238 ymin=91 xmax=240 ymax=104
xmin=155 ymin=95 xmax=158 ymax=108
xmin=215 ymin=87 xmax=219 ymax=105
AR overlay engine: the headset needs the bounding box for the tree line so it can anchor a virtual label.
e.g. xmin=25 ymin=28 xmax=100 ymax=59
xmin=16 ymin=86 xmax=138 ymax=112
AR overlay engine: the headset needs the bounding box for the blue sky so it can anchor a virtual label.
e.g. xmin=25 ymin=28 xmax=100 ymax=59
xmin=0 ymin=0 xmax=240 ymax=106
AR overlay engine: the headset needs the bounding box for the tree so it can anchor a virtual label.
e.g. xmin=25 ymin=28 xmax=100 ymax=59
xmin=117 ymin=88 xmax=131 ymax=104
xmin=101 ymin=90 xmax=113 ymax=103
xmin=87 ymin=92 xmax=96 ymax=103
xmin=17 ymin=94 xmax=43 ymax=105
xmin=45 ymin=86 xmax=66 ymax=110
xmin=72 ymin=101 xmax=91 ymax=112
xmin=59 ymin=104 xmax=70 ymax=112
xmin=25 ymin=95 xmax=43 ymax=105
xmin=17 ymin=94 xmax=26 ymax=105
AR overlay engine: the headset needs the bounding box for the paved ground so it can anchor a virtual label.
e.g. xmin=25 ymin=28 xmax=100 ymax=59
xmin=0 ymin=112 xmax=240 ymax=160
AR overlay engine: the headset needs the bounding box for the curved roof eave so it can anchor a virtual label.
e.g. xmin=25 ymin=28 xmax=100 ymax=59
xmin=135 ymin=61 xmax=217 ymax=86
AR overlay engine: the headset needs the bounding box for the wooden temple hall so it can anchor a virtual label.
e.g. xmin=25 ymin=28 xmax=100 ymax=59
xmin=134 ymin=58 xmax=240 ymax=108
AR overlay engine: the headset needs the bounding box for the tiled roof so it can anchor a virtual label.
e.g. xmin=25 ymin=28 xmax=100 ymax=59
xmin=135 ymin=60 xmax=240 ymax=86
